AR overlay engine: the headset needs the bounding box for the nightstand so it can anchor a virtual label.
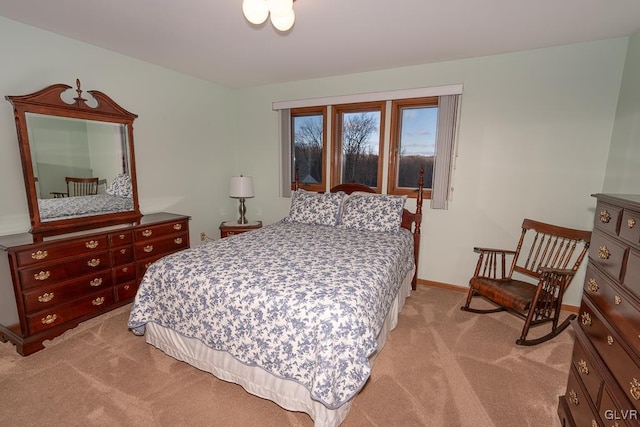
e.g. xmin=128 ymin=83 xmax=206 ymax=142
xmin=219 ymin=221 xmax=262 ymax=238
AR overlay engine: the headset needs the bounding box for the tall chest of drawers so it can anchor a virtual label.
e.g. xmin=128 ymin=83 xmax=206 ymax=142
xmin=558 ymin=194 xmax=640 ymax=426
xmin=0 ymin=212 xmax=189 ymax=356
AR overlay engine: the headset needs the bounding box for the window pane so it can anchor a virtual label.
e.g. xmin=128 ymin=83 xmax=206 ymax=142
xmin=397 ymin=106 xmax=437 ymax=189
xmin=340 ymin=111 xmax=380 ymax=187
xmin=292 ymin=114 xmax=323 ymax=185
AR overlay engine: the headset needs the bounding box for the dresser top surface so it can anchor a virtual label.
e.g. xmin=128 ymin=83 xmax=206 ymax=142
xmin=592 ymin=193 xmax=640 ymax=208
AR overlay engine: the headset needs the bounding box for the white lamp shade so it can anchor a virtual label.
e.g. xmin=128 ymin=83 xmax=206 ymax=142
xmin=229 ymin=176 xmax=255 ymax=198
xmin=271 ymin=8 xmax=295 ymax=31
xmin=242 ymin=0 xmax=269 ymax=24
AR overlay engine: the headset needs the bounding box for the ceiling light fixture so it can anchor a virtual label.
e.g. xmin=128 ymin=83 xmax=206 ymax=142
xmin=242 ymin=0 xmax=296 ymax=32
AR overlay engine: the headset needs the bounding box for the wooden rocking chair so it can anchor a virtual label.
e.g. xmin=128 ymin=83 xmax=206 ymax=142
xmin=460 ymin=218 xmax=591 ymax=345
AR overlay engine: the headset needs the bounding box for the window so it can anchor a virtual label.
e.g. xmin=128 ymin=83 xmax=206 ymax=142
xmin=291 ymin=107 xmax=326 ymax=192
xmin=331 ymin=102 xmax=385 ymax=192
xmin=277 ymin=86 xmax=461 ymax=207
xmin=388 ymin=97 xmax=438 ymax=199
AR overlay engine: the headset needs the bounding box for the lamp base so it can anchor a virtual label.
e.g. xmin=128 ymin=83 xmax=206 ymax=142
xmin=237 ymin=198 xmax=248 ymax=224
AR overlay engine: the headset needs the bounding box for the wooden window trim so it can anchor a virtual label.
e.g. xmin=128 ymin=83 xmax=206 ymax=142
xmin=291 ymin=106 xmax=327 ymax=193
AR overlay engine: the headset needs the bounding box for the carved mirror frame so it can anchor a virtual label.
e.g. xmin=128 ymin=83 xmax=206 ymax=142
xmin=6 ymin=80 xmax=141 ymax=237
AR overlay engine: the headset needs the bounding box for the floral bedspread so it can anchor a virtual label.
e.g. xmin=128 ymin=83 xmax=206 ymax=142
xmin=38 ymin=194 xmax=134 ymax=220
xmin=128 ymin=221 xmax=414 ymax=408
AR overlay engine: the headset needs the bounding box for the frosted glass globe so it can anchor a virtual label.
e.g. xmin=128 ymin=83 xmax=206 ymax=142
xmin=242 ymin=0 xmax=269 ymax=25
xmin=267 ymin=0 xmax=293 ymax=17
xmin=271 ymin=8 xmax=295 ymax=31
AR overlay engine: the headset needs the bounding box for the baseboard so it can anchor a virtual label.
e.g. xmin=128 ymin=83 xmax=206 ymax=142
xmin=416 ymin=278 xmax=580 ymax=313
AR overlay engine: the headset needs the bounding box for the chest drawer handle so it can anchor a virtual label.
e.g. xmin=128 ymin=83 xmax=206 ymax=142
xmin=568 ymin=389 xmax=579 ymax=405
xmin=38 ymin=292 xmax=55 ymax=303
xmin=631 ymin=378 xmax=640 ymax=400
xmin=145 ymin=262 xmax=152 ymax=269
xmin=119 ymin=234 xmax=126 ymax=240
xmin=120 ymin=248 xmax=127 ymax=254
xmin=228 ymin=231 xmax=235 ymax=235
xmin=587 ymin=278 xmax=599 ymax=293
xmin=607 ymin=335 xmax=614 ymax=346
xmin=142 ymin=229 xmax=153 ymax=237
xmin=92 ymin=297 xmax=105 ymax=306
xmin=143 ymin=245 xmax=154 ymax=253
xmin=174 ymin=238 xmax=183 ymax=245
xmin=31 ymin=250 xmax=48 ymax=260
xmin=87 ymin=259 xmax=101 ymax=267
xmin=122 ymin=267 xmax=128 ymax=273
xmin=90 ymin=278 xmax=103 ymax=287
xmin=629 ymin=218 xmax=637 ymax=229
xmin=124 ymin=285 xmax=130 ymax=290
xmin=34 ymin=271 xmax=50 ymax=281
xmin=614 ymin=295 xmax=622 ymax=305
xmin=85 ymin=240 xmax=99 ymax=249
xmin=173 ymin=223 xmax=182 ymax=231
xmin=598 ymin=245 xmax=611 ymax=259
xmin=599 ymin=210 xmax=611 ymax=223
xmin=581 ymin=312 xmax=592 ymax=327
xmin=590 ymin=421 xmax=596 ymax=427
xmin=578 ymin=360 xmax=589 ymax=375
xmin=41 ymin=314 xmax=57 ymax=325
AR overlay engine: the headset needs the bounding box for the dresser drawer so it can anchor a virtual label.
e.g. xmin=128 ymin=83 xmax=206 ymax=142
xmin=571 ymin=330 xmax=603 ymax=405
xmin=19 ymin=251 xmax=112 ymax=289
xmin=595 ymin=201 xmax=622 ymax=236
xmin=620 ymin=209 xmax=640 ymax=246
xmin=115 ymin=281 xmax=138 ymax=302
xmin=134 ymin=220 xmax=188 ymax=242
xmin=134 ymin=232 xmax=188 ymax=260
xmin=22 ymin=270 xmax=113 ymax=313
xmin=26 ymin=289 xmax=114 ymax=335
xmin=585 ymin=264 xmax=640 ymax=357
xmin=109 ymin=230 xmax=133 ymax=247
xmin=599 ymin=386 xmax=635 ymax=427
xmin=136 ymin=254 xmax=166 ymax=279
xmin=13 ymin=235 xmax=109 ymax=267
xmin=624 ymin=249 xmax=640 ymax=300
xmin=563 ymin=365 xmax=600 ymax=427
xmin=114 ymin=262 xmax=136 ymax=284
xmin=579 ymin=298 xmax=640 ymax=412
xmin=591 ymin=229 xmax=628 ymax=282
xmin=112 ymin=245 xmax=134 ymax=265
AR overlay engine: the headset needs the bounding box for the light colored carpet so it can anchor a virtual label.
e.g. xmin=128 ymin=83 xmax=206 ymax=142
xmin=0 ymin=286 xmax=573 ymax=426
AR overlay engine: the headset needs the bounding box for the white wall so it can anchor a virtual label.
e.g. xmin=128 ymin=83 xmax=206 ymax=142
xmin=234 ymin=38 xmax=629 ymax=306
xmin=604 ymin=30 xmax=640 ymax=192
xmin=0 ymin=17 xmax=237 ymax=244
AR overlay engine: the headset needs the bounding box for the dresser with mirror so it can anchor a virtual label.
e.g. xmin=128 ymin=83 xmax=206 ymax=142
xmin=0 ymin=80 xmax=190 ymax=355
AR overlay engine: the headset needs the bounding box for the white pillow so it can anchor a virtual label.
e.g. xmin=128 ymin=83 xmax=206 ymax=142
xmin=285 ymin=190 xmax=345 ymax=226
xmin=340 ymin=193 xmax=407 ymax=232
xmin=106 ymin=174 xmax=132 ymax=198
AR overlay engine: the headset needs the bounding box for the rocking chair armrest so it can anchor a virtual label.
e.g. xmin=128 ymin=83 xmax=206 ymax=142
xmin=473 ymin=247 xmax=517 ymax=255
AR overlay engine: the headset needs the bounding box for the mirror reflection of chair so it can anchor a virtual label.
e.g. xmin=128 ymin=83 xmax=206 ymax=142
xmin=65 ymin=176 xmax=99 ymax=197
xmin=461 ymin=218 xmax=591 ymax=345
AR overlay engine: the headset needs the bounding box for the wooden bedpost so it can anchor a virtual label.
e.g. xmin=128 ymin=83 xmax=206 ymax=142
xmin=411 ymin=168 xmax=424 ymax=290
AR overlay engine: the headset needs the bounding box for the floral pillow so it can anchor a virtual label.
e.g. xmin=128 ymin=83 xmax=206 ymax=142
xmin=106 ymin=174 xmax=132 ymax=198
xmin=285 ymin=190 xmax=345 ymax=226
xmin=340 ymin=194 xmax=407 ymax=232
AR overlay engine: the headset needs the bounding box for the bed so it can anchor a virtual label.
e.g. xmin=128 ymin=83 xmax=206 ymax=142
xmin=128 ymin=180 xmax=423 ymax=426
xmin=38 ymin=193 xmax=134 ymax=220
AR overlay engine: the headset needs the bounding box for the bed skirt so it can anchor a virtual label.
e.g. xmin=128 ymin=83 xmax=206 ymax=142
xmin=144 ymin=267 xmax=414 ymax=427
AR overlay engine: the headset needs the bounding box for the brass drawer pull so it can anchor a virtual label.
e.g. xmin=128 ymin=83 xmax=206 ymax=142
xmin=92 ymin=297 xmax=105 ymax=306
xmin=587 ymin=278 xmax=599 ymax=293
xmin=124 ymin=285 xmax=130 ymax=290
xmin=173 ymin=223 xmax=182 ymax=230
xmin=568 ymin=389 xmax=579 ymax=405
xmin=41 ymin=314 xmax=57 ymax=325
xmin=143 ymin=245 xmax=154 ymax=253
xmin=598 ymin=245 xmax=611 ymax=259
xmin=38 ymin=292 xmax=54 ymax=303
xmin=614 ymin=295 xmax=622 ymax=305
xmin=607 ymin=335 xmax=614 ymax=346
xmin=629 ymin=218 xmax=636 ymax=229
xmin=90 ymin=278 xmax=103 ymax=287
xmin=34 ymin=271 xmax=50 ymax=281
xmin=599 ymin=210 xmax=611 ymax=223
xmin=174 ymin=238 xmax=182 ymax=245
xmin=120 ymin=248 xmax=127 ymax=254
xmin=87 ymin=259 xmax=101 ymax=267
xmin=145 ymin=262 xmax=152 ymax=269
xmin=142 ymin=229 xmax=153 ymax=237
xmin=122 ymin=267 xmax=128 ymax=273
xmin=31 ymin=250 xmax=48 ymax=260
xmin=581 ymin=312 xmax=592 ymax=327
xmin=85 ymin=240 xmax=99 ymax=249
xmin=228 ymin=231 xmax=235 ymax=235
xmin=631 ymin=378 xmax=640 ymax=400
xmin=578 ymin=360 xmax=589 ymax=375
xmin=119 ymin=234 xmax=126 ymax=240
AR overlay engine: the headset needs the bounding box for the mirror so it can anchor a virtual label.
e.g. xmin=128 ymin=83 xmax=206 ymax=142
xmin=6 ymin=80 xmax=141 ymax=237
